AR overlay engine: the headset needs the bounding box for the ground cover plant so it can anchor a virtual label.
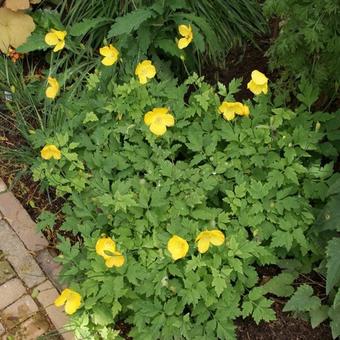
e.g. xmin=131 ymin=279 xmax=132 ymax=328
xmin=1 ymin=1 xmax=340 ymax=339
xmin=264 ymin=0 xmax=340 ymax=103
xmin=16 ymin=0 xmax=267 ymax=87
xmin=25 ymin=59 xmax=336 ymax=338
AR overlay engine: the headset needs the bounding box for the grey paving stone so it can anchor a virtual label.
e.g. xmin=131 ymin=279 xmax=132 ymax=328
xmin=36 ymin=249 xmax=63 ymax=290
xmin=0 ymin=192 xmax=48 ymax=252
xmin=0 ymin=256 xmax=15 ymax=285
xmin=1 ymin=295 xmax=39 ymax=329
xmin=0 ymin=278 xmax=26 ymax=310
xmin=0 ymin=220 xmax=45 ymax=288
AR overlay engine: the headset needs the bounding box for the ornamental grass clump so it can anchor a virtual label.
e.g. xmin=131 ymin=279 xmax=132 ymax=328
xmin=30 ymin=71 xmax=333 ymax=339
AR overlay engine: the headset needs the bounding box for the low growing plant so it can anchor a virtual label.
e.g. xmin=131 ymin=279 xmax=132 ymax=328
xmin=27 ymin=66 xmax=335 ymax=338
xmin=264 ymin=0 xmax=340 ymax=101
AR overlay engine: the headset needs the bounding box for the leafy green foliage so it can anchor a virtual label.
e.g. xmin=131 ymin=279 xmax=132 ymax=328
xmin=283 ymin=285 xmax=321 ymax=313
xmin=26 ymin=70 xmax=334 ymax=338
xmin=264 ymin=0 xmax=340 ymax=99
xmin=326 ymin=238 xmax=340 ymax=294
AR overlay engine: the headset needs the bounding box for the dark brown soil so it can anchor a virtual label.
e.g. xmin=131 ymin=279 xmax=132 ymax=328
xmin=0 ymin=114 xmax=65 ymax=247
xmin=236 ymin=301 xmax=332 ymax=340
xmin=204 ymin=38 xmax=272 ymax=101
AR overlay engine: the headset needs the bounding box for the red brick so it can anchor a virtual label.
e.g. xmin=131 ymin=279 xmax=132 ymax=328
xmin=1 ymin=295 xmax=38 ymax=329
xmin=0 ymin=192 xmax=48 ymax=252
xmin=0 ymin=278 xmax=26 ymax=310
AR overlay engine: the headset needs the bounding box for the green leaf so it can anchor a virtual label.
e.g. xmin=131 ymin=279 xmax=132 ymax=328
xmin=16 ymin=30 xmax=47 ymax=53
xmin=69 ymin=18 xmax=108 ymax=36
xmin=310 ymin=305 xmax=329 ymax=328
xmin=242 ymin=301 xmax=253 ymax=317
xmin=36 ymin=211 xmax=56 ymax=232
xmin=92 ymin=305 xmax=113 ymax=326
xmin=271 ymin=230 xmax=293 ymax=251
xmin=326 ymin=237 xmax=340 ymax=294
xmin=83 ymin=112 xmax=99 ymax=124
xmin=212 ymin=275 xmax=227 ymax=297
xmin=252 ymin=298 xmax=276 ymax=324
xmin=263 ymin=272 xmax=296 ymax=297
xmin=297 ymin=79 xmax=319 ymax=109
xmin=107 ymin=9 xmax=154 ymax=37
xmin=283 ymin=284 xmax=321 ymax=312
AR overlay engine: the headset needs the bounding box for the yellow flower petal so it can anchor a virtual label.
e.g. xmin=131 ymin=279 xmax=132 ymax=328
xmin=100 ymin=44 xmax=119 ymax=66
xmin=247 ymin=80 xmax=265 ymax=95
xmin=54 ymin=289 xmax=68 ymax=307
xmin=53 ymin=40 xmax=65 ymax=52
xmin=45 ymin=29 xmax=66 ymax=52
xmin=41 ymin=144 xmax=61 ymax=160
xmin=251 ymin=70 xmax=268 ymax=86
xmin=153 ymin=107 xmax=169 ymax=115
xmin=242 ymin=104 xmax=250 ymax=116
xmin=208 ymin=230 xmax=225 ymax=246
xmin=101 ymin=56 xmax=115 ymax=66
xmin=167 ymin=235 xmax=189 ymax=260
xmin=224 ymin=112 xmax=234 ymax=120
xmin=95 ymin=237 xmax=116 ymax=260
xmin=54 ymin=288 xmax=81 ymax=315
xmin=178 ymin=24 xmax=191 ymax=37
xmin=105 ymin=253 xmax=125 ymax=268
xmin=144 ymin=110 xmax=158 ymax=126
xmin=54 ymin=30 xmax=67 ymax=41
xmin=195 ymin=230 xmax=225 ymax=253
xmin=144 ymin=64 xmax=156 ymax=78
xmin=197 ymin=238 xmax=210 ymax=253
xmin=150 ymin=122 xmax=167 ymax=136
xmin=45 ymin=32 xmax=59 ymax=46
xmin=99 ymin=45 xmax=112 ymax=57
xmin=64 ymin=291 xmax=81 ymax=315
xmin=163 ymin=114 xmax=175 ymax=127
xmin=45 ymin=77 xmax=59 ymax=99
xmin=177 ymin=37 xmax=190 ymax=49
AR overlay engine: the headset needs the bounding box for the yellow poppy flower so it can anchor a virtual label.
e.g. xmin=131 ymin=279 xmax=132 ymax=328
xmin=45 ymin=77 xmax=59 ymax=99
xmin=99 ymin=44 xmax=119 ymax=66
xmin=247 ymin=70 xmax=268 ymax=95
xmin=54 ymin=288 xmax=81 ymax=315
xmin=95 ymin=237 xmax=125 ymax=268
xmin=177 ymin=24 xmax=193 ymax=49
xmin=196 ymin=230 xmax=225 ymax=253
xmin=135 ymin=60 xmax=156 ymax=84
xmin=218 ymin=101 xmax=249 ymax=121
xmin=45 ymin=29 xmax=67 ymax=52
xmin=144 ymin=107 xmax=175 ymax=136
xmin=41 ymin=144 xmax=61 ymax=160
xmin=167 ymin=235 xmax=189 ymax=261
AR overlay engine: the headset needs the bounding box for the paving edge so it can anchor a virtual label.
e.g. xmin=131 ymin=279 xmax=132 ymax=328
xmin=0 ymin=177 xmax=74 ymax=339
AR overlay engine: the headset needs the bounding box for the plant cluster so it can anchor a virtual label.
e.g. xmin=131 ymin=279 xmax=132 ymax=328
xmin=264 ymin=0 xmax=340 ymax=100
xmin=28 ymin=63 xmax=337 ymax=338
xmin=16 ymin=0 xmax=267 ymax=86
xmin=1 ymin=1 xmax=340 ymax=338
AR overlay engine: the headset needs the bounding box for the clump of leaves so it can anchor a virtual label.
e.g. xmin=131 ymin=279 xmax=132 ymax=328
xmin=27 ymin=71 xmax=335 ymax=338
xmin=264 ymin=0 xmax=340 ymax=101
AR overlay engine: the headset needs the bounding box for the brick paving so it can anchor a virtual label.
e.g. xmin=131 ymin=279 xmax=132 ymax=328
xmin=0 ymin=178 xmax=74 ymax=339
